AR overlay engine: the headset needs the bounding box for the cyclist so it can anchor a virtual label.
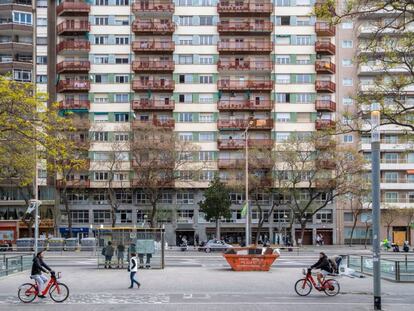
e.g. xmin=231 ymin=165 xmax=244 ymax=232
xmin=31 ymin=250 xmax=53 ymax=298
xmin=310 ymin=252 xmax=333 ymax=288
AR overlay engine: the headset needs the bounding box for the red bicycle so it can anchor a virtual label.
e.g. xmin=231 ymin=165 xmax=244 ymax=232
xmin=18 ymin=271 xmax=69 ymax=303
xmin=294 ymin=268 xmax=340 ymax=296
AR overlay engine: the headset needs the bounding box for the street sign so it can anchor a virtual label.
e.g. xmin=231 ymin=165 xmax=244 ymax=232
xmin=25 ymin=200 xmax=42 ymax=214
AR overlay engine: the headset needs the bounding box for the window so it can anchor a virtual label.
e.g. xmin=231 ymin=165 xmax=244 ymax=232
xmin=94 ymin=114 xmax=109 ymax=122
xmin=275 ymin=35 xmax=290 ymax=45
xmin=13 ymin=69 xmax=31 ymax=82
xmin=177 ymin=210 xmax=194 ymax=223
xmin=94 ymin=55 xmax=109 ymax=64
xmin=94 ymin=36 xmax=108 ymax=45
xmin=342 ymin=21 xmax=353 ymax=29
xmin=115 ymin=113 xmax=129 ymax=122
xmin=276 ymin=0 xmax=290 ymax=6
xmin=199 ymin=113 xmax=214 ymax=123
xmin=200 ymin=171 xmax=215 ymax=181
xmin=200 ymin=16 xmax=213 ymax=26
xmin=342 ymin=40 xmax=353 ymax=48
xmin=178 ymin=171 xmax=193 ymax=181
xmin=273 ymin=210 xmax=290 ymax=223
xmin=179 ymin=133 xmax=193 ymax=141
xmin=36 ymin=75 xmax=47 ymax=83
xmin=179 ymin=16 xmax=193 ymax=26
xmin=343 ymin=78 xmax=353 ymax=86
xmin=199 ymin=75 xmax=213 ymax=84
xmin=37 ymin=37 xmax=47 ymax=45
xmin=199 ymin=132 xmax=215 ymax=141
xmin=95 ymin=17 xmax=109 ymax=25
xmin=230 ymin=193 xmax=245 ymax=205
xmin=276 ymin=55 xmax=290 ymax=64
xmin=342 ymin=59 xmax=352 ymax=67
xmin=160 ymin=193 xmax=173 ymax=204
xmin=136 ymin=192 xmax=150 ymax=204
xmin=13 ymin=12 xmax=32 ymax=25
xmin=343 ymin=134 xmax=353 ymax=143
xmin=200 ymin=35 xmax=213 ymax=45
xmin=94 ymin=152 xmax=110 ymax=161
xmin=296 ymin=74 xmax=312 ymax=83
xmin=276 ymin=74 xmax=290 ymax=84
xmin=179 ymin=36 xmax=193 ymax=45
xmin=36 ymin=56 xmax=47 ymax=64
xmin=297 ymin=93 xmax=312 ymax=103
xmin=37 ymin=0 xmax=47 ymax=7
xmin=178 ymin=113 xmax=193 ymax=122
xmin=95 ymin=172 xmax=109 ymax=181
xmin=199 ymin=55 xmax=214 ymax=64
xmin=114 ymin=93 xmax=129 ymax=103
xmin=276 ymin=132 xmax=290 ymax=142
xmin=276 ymin=113 xmax=291 ymax=123
xmin=70 ymin=210 xmax=89 ymax=224
xmin=115 ymin=55 xmax=129 ymax=64
xmin=296 ymin=55 xmax=311 ymax=64
xmin=93 ymin=210 xmax=111 ymax=224
xmin=199 ymin=94 xmax=213 ymax=103
xmin=93 ymin=132 xmax=109 ymax=141
xmin=179 ymin=74 xmax=193 ymax=83
xmin=316 ymin=210 xmax=333 ymax=223
xmin=343 ymin=97 xmax=353 ymax=105
xmin=115 ymin=152 xmax=129 ymax=161
xmin=95 ymin=0 xmax=108 ymax=5
xmin=115 ymin=133 xmax=129 ymax=141
xmin=114 ymin=17 xmax=129 ymax=25
xmin=94 ymin=95 xmax=108 ymax=104
xmin=37 ymin=18 xmax=47 ymax=26
xmin=178 ymin=55 xmax=193 ymax=64
xmin=115 ymin=36 xmax=129 ymax=45
xmin=280 ymin=16 xmax=290 ymax=25
xmin=115 ymin=75 xmax=129 ymax=83
xmin=116 ymin=210 xmax=132 ymax=224
xmin=344 ymin=212 xmax=354 ymax=222
xmin=296 ymin=35 xmax=311 ymax=45
xmin=177 ymin=193 xmax=194 ymax=204
xmin=276 ymin=93 xmax=290 ymax=103
xmin=115 ymin=0 xmax=129 ymax=5
xmin=199 ymin=151 xmax=215 ymax=161
xmin=384 ymin=192 xmax=398 ymax=203
xmin=296 ymin=16 xmax=311 ymax=26
xmin=296 ymin=0 xmax=310 ymax=5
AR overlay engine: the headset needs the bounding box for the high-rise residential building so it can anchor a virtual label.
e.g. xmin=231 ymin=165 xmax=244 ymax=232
xmin=47 ymin=0 xmax=338 ymax=246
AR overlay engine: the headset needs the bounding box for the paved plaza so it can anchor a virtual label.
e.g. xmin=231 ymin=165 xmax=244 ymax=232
xmin=0 ymin=249 xmax=413 ymax=311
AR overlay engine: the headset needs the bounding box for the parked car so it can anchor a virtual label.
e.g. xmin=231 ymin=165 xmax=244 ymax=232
xmin=202 ymin=240 xmax=233 ymax=253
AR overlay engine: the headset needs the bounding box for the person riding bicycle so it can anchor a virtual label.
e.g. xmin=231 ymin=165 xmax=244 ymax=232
xmin=31 ymin=250 xmax=53 ymax=298
xmin=310 ymin=252 xmax=333 ymax=288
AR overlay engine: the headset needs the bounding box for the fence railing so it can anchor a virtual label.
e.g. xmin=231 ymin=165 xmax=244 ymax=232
xmin=0 ymin=254 xmax=32 ymax=278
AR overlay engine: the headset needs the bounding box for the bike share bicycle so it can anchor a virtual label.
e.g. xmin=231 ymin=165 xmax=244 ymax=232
xmin=294 ymin=267 xmax=340 ymax=296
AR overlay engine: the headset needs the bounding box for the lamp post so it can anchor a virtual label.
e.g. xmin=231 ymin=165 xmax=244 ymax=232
xmin=371 ymin=103 xmax=381 ymax=310
xmin=244 ymin=118 xmax=254 ymax=246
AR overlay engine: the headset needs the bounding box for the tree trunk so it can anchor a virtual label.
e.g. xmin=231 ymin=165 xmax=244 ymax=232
xmin=349 ymin=216 xmax=358 ymax=247
xmin=215 ymin=219 xmax=221 ymax=240
xmin=386 ymin=225 xmax=391 ymax=240
xmin=111 ymin=206 xmax=116 ymax=228
xmin=150 ymin=202 xmax=157 ymax=228
xmin=63 ymin=193 xmax=72 ymax=238
xmin=364 ymin=224 xmax=369 ymax=249
xmin=255 ymin=218 xmax=265 ymax=246
xmin=299 ymin=221 xmax=306 ymax=246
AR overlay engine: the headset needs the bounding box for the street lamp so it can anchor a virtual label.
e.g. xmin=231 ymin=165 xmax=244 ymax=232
xmin=244 ymin=118 xmax=255 ymax=246
xmin=371 ymin=103 xmax=382 ymax=310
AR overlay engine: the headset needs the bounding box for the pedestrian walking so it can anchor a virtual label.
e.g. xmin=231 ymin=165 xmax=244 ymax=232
xmin=128 ymin=253 xmax=141 ymax=289
xmin=104 ymin=241 xmax=114 ymax=269
xmin=117 ymin=243 xmax=125 ymax=268
xmin=316 ymin=235 xmax=321 ymax=246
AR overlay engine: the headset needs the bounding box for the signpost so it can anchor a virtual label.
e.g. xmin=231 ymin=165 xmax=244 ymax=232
xmin=25 ymin=200 xmax=42 ymax=255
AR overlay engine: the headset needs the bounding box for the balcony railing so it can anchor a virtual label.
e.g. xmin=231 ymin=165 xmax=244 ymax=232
xmin=56 ymin=179 xmax=90 ymax=188
xmin=218 ymin=158 xmax=273 ymax=169
xmin=132 ymin=60 xmax=174 ymax=72
xmin=59 ymin=99 xmax=90 ymax=110
xmin=315 ymin=41 xmax=336 ymax=55
xmin=381 ymin=178 xmax=414 ymax=184
xmin=132 ymin=21 xmax=175 ymax=34
xmin=56 ymin=1 xmax=90 ymax=17
xmin=56 ymin=40 xmax=90 ymax=53
xmin=57 ymin=20 xmax=90 ymax=35
xmin=132 ymin=119 xmax=175 ymax=129
xmin=218 ymin=118 xmax=273 ymax=130
xmin=218 ymin=41 xmax=272 ymax=53
xmin=217 ymin=80 xmax=273 ymax=91
xmin=315 ymin=100 xmax=336 ymax=112
xmin=217 ymin=100 xmax=272 ymax=111
xmin=57 ymin=80 xmax=90 ymax=92
xmin=315 ymin=159 xmax=336 ymax=170
xmin=131 ymin=178 xmax=174 ymax=188
xmin=132 ymin=40 xmax=175 ymax=53
xmin=217 ymin=1 xmax=273 ymax=15
xmin=217 ymin=21 xmax=273 ymax=33
xmin=315 ymin=60 xmax=336 ymax=74
xmin=71 ymin=117 xmax=91 ymax=130
xmin=315 ymin=119 xmax=335 ymax=130
xmin=132 ymin=79 xmax=175 ymax=92
xmin=132 ymin=1 xmax=174 ymax=13
xmin=315 ymin=178 xmax=336 ymax=189
xmin=315 ymin=22 xmax=335 ymax=36
xmin=315 ymin=80 xmax=336 ymax=93
xmin=217 ymin=60 xmax=272 ymax=71
xmin=315 ymin=139 xmax=336 ymax=150
xmin=217 ymin=139 xmax=273 ymax=150
xmin=56 ymin=61 xmax=90 ymax=73
xmin=132 ymin=99 xmax=175 ymax=110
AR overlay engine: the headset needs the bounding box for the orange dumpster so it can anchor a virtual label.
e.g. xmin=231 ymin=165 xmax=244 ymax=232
xmin=223 ymin=247 xmax=279 ymax=271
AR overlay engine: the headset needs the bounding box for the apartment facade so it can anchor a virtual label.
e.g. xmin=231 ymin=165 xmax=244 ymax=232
xmin=47 ymin=0 xmax=339 ymax=246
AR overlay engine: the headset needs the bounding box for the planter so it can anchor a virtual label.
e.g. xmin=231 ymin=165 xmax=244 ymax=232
xmin=223 ymin=248 xmax=279 ymax=271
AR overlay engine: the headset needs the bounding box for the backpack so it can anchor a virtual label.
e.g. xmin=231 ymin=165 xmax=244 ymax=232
xmin=101 ymin=247 xmax=106 ymax=256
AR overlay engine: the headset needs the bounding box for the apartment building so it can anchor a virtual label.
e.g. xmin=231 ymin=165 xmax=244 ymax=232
xmin=335 ymin=1 xmax=414 ymax=245
xmin=31 ymin=0 xmax=337 ymax=246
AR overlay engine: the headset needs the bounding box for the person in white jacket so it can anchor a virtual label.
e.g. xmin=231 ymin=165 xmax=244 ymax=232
xmin=128 ymin=253 xmax=141 ymax=289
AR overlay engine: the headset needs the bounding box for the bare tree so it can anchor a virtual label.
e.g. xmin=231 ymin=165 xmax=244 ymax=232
xmin=382 ymin=207 xmax=402 ymax=240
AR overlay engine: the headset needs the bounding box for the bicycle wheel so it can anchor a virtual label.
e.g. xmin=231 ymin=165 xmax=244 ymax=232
xmin=49 ymin=282 xmax=69 ymax=303
xmin=294 ymin=278 xmax=312 ymax=296
xmin=323 ymin=279 xmax=340 ymax=296
xmin=18 ymin=283 xmax=37 ymax=303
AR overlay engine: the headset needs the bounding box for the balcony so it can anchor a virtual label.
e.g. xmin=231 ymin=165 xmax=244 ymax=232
xmin=57 ymin=80 xmax=90 ymax=92
xmin=132 ymin=21 xmax=175 ymax=34
xmin=0 ymin=21 xmax=33 ymax=34
xmin=315 ymin=80 xmax=336 ymax=93
xmin=217 ymin=100 xmax=272 ymax=111
xmin=70 ymin=117 xmax=91 ymax=130
xmin=132 ymin=60 xmax=174 ymax=72
xmin=217 ymin=21 xmax=273 ymax=34
xmin=217 ymin=1 xmax=273 ymax=16
xmin=315 ymin=22 xmax=335 ymax=36
xmin=56 ymin=179 xmax=90 ymax=189
xmin=57 ymin=20 xmax=90 ymax=35
xmin=315 ymin=100 xmax=336 ymax=112
xmin=217 ymin=80 xmax=273 ymax=91
xmin=132 ymin=1 xmax=174 ymax=13
xmin=0 ymin=60 xmax=33 ymax=73
xmin=56 ymin=61 xmax=90 ymax=74
xmin=217 ymin=60 xmax=272 ymax=72
xmin=315 ymin=139 xmax=336 ymax=150
xmin=132 ymin=40 xmax=175 ymax=53
xmin=315 ymin=60 xmax=336 ymax=74
xmin=132 ymin=118 xmax=175 ymax=129
xmin=131 ymin=159 xmax=174 ymax=169
xmin=315 ymin=178 xmax=336 ymax=189
xmin=218 ymin=118 xmax=273 ymax=130
xmin=131 ymin=179 xmax=174 ymax=188
xmin=217 ymin=139 xmax=273 ymax=150
xmin=315 ymin=159 xmax=336 ymax=170
xmin=56 ymin=1 xmax=90 ymax=16
xmin=132 ymin=79 xmax=174 ymax=92
xmin=218 ymin=41 xmax=272 ymax=53
xmin=218 ymin=158 xmax=273 ymax=169
xmin=59 ymin=99 xmax=90 ymax=110
xmin=0 ymin=41 xmax=32 ymax=53
xmin=315 ymin=119 xmax=335 ymax=130
xmin=132 ymin=99 xmax=175 ymax=111
xmin=315 ymin=41 xmax=335 ymax=55
xmin=56 ymin=40 xmax=90 ymax=54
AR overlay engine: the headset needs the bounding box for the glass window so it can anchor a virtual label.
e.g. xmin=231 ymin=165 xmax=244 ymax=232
xmin=94 ymin=114 xmax=108 ymax=122
xmin=95 ymin=16 xmax=109 ymax=25
xmin=70 ymin=210 xmax=89 ymax=224
xmin=276 ymin=74 xmax=290 ymax=84
xmin=342 ymin=59 xmax=353 ymax=67
xmin=94 ymin=55 xmax=109 ymax=64
xmin=343 ymin=97 xmax=353 ymax=105
xmin=200 ymin=35 xmax=213 ymax=45
xmin=179 ymin=16 xmax=193 ymax=26
xmin=316 ymin=210 xmax=333 ymax=223
xmin=115 ymin=113 xmax=129 ymax=122
xmin=115 ymin=133 xmax=129 ymax=141
xmin=296 ymin=36 xmax=311 ymax=45
xmin=199 ymin=94 xmax=213 ymax=103
xmin=343 ymin=78 xmax=353 ymax=86
xmin=275 ymin=36 xmax=290 ymax=45
xmin=114 ymin=93 xmax=129 ymax=103
xmin=199 ymin=151 xmax=215 ymax=161
xmin=13 ymin=69 xmax=31 ymax=82
xmin=93 ymin=210 xmax=111 ymax=224
xmin=343 ymin=134 xmax=353 ymax=143
xmin=276 ymin=113 xmax=291 ymax=122
xmin=93 ymin=132 xmax=109 ymax=141
xmin=179 ymin=133 xmax=193 ymax=141
xmin=115 ymin=36 xmax=129 ymax=45
xmin=296 ymin=55 xmax=311 ymax=64
xmin=179 ymin=36 xmax=193 ymax=45
xmin=199 ymin=113 xmax=214 ymax=123
xmin=296 ymin=16 xmax=311 ymax=26
xmin=37 ymin=18 xmax=47 ymax=26
xmin=199 ymin=55 xmax=214 ymax=64
xmin=13 ymin=12 xmax=32 ymax=25
xmin=199 ymin=75 xmax=213 ymax=84
xmin=296 ymin=74 xmax=312 ymax=83
xmin=178 ymin=113 xmax=193 ymax=122
xmin=200 ymin=171 xmax=215 ymax=181
xmin=342 ymin=40 xmax=353 ymax=48
xmin=176 ymin=193 xmax=194 ymax=204
xmin=200 ymin=16 xmax=213 ymax=26
xmin=344 ymin=212 xmax=354 ymax=222
xmin=199 ymin=132 xmax=215 ymax=141
xmin=115 ymin=0 xmax=129 ymax=6
xmin=178 ymin=55 xmax=193 ymax=64
xmin=115 ymin=75 xmax=129 ymax=83
xmin=116 ymin=210 xmax=132 ymax=224
xmin=276 ymin=55 xmax=290 ymax=64
xmin=342 ymin=21 xmax=354 ymax=29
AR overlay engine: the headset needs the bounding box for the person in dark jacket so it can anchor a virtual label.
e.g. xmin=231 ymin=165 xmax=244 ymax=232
xmin=311 ymin=252 xmax=332 ymax=287
xmin=104 ymin=241 xmax=115 ymax=269
xmin=31 ymin=251 xmax=52 ymax=298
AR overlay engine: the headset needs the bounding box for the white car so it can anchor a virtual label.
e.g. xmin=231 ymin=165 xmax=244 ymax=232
xmin=203 ymin=240 xmax=233 ymax=253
